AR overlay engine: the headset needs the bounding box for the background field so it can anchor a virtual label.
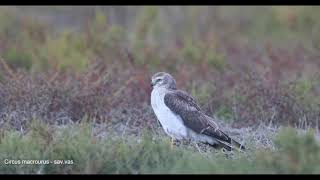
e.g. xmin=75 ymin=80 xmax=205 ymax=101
xmin=0 ymin=6 xmax=320 ymax=174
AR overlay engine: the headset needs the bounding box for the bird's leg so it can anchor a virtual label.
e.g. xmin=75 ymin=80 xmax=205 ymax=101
xmin=195 ymin=142 xmax=203 ymax=154
xmin=170 ymin=138 xmax=175 ymax=149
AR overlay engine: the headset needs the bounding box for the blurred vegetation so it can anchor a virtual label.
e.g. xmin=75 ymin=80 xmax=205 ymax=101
xmin=0 ymin=122 xmax=320 ymax=174
xmin=0 ymin=6 xmax=319 ymax=129
xmin=0 ymin=6 xmax=319 ymax=127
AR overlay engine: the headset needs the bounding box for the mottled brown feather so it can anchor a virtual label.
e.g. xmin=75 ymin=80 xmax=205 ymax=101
xmin=164 ymin=90 xmax=245 ymax=151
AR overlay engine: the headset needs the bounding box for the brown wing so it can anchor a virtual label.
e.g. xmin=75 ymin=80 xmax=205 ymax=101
xmin=164 ymin=90 xmax=231 ymax=144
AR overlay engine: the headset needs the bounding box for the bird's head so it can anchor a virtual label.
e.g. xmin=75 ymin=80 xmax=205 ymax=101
xmin=151 ymin=72 xmax=177 ymax=90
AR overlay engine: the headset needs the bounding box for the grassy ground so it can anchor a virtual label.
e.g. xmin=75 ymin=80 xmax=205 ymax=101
xmin=0 ymin=6 xmax=320 ymax=174
xmin=1 ymin=121 xmax=320 ymax=174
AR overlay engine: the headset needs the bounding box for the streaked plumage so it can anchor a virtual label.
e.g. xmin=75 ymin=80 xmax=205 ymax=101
xmin=151 ymin=72 xmax=245 ymax=151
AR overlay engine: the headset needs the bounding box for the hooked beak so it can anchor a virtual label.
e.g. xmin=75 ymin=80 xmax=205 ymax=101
xmin=151 ymin=81 xmax=155 ymax=87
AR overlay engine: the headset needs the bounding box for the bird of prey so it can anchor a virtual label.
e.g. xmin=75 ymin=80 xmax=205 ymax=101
xmin=150 ymin=72 xmax=245 ymax=151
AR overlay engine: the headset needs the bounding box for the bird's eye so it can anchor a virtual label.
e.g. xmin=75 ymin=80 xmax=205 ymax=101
xmin=156 ymin=79 xmax=161 ymax=83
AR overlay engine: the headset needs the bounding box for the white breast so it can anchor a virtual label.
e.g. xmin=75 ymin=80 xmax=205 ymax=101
xmin=151 ymin=87 xmax=188 ymax=140
xmin=151 ymin=87 xmax=219 ymax=145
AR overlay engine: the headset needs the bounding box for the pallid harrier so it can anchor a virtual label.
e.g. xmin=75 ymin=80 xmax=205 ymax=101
xmin=151 ymin=72 xmax=245 ymax=151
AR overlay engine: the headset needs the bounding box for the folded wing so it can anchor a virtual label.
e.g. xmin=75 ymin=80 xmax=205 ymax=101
xmin=164 ymin=90 xmax=231 ymax=144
